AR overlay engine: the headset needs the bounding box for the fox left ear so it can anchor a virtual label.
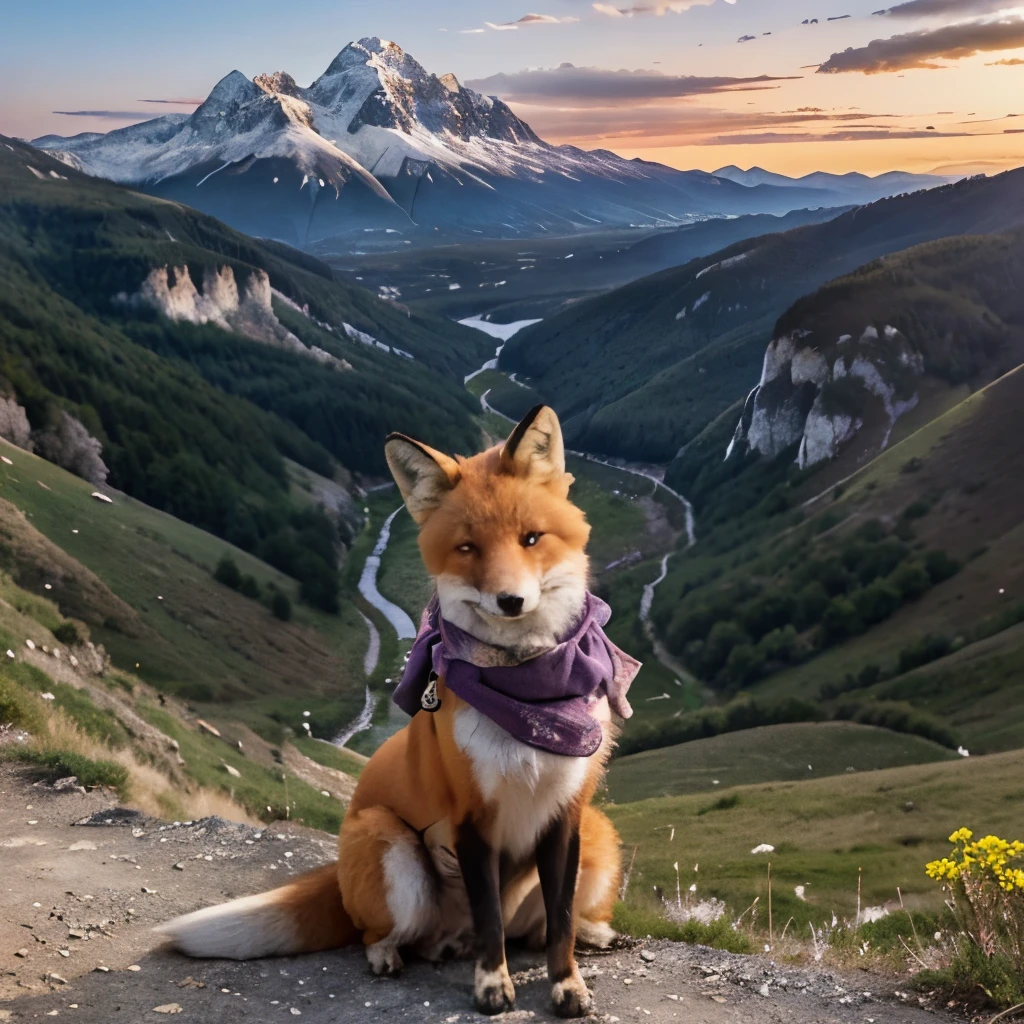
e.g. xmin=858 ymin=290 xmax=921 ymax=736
xmin=502 ymin=405 xmax=565 ymax=482
xmin=385 ymin=434 xmax=460 ymax=523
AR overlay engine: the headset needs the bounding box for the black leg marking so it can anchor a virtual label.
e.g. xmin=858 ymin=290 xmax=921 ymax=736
xmin=537 ymin=812 xmax=594 ymax=1018
xmin=457 ymin=820 xmax=514 ymax=1015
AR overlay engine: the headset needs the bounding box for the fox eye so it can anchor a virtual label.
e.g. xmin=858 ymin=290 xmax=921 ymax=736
xmin=456 ymin=542 xmax=477 ymax=555
xmin=522 ymin=531 xmax=543 ymax=548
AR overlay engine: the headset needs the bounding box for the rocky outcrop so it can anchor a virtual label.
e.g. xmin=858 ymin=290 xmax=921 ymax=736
xmin=34 ymin=411 xmax=108 ymax=485
xmin=131 ymin=266 xmax=351 ymax=371
xmin=0 ymin=395 xmax=33 ymax=451
xmin=728 ymin=324 xmax=923 ymax=469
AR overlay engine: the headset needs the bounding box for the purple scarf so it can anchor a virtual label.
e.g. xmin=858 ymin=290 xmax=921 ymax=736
xmin=393 ymin=593 xmax=640 ymax=757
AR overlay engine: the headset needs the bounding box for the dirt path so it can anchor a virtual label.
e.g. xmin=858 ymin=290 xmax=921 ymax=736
xmin=0 ymin=764 xmax=959 ymax=1024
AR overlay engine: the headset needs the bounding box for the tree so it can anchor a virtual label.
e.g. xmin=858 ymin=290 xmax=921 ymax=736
xmin=724 ymin=643 xmax=766 ymax=687
xmin=925 ymin=549 xmax=961 ymax=585
xmin=239 ymin=574 xmax=261 ymax=600
xmin=214 ymin=554 xmax=241 ymax=590
xmin=888 ymin=558 xmax=931 ymax=600
xmin=853 ymin=579 xmax=903 ymax=626
xmin=795 ymin=581 xmax=829 ymax=629
xmin=820 ymin=596 xmax=863 ymax=645
xmin=271 ymin=591 xmax=292 ymax=622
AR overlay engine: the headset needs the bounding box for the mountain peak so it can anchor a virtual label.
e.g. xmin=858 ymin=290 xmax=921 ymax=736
xmin=200 ymin=70 xmax=261 ymax=110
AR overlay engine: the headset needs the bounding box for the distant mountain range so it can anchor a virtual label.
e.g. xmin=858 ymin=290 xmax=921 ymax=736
xmin=500 ymin=168 xmax=1024 ymax=465
xmin=713 ymin=165 xmax=953 ymax=203
xmin=32 ymin=38 xmax=949 ymax=248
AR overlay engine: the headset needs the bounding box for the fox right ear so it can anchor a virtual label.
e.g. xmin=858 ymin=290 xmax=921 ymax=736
xmin=385 ymin=434 xmax=459 ymax=523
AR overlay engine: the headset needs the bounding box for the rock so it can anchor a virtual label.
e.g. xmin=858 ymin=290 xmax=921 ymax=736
xmin=639 ymin=949 xmax=656 ymax=963
xmin=153 ymin=1004 xmax=183 ymax=1014
xmin=759 ymin=983 xmax=771 ymax=997
xmin=14 ymin=948 xmax=28 ymax=958
xmin=222 ymin=762 xmax=242 ymax=779
xmin=196 ymin=719 xmax=221 ymax=738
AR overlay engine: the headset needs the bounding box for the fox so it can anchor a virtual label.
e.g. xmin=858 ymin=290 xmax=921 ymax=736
xmin=156 ymin=405 xmax=639 ymax=1017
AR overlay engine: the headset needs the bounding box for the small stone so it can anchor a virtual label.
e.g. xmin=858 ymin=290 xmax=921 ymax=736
xmin=758 ymin=983 xmax=770 ymax=997
xmin=290 ymin=1010 xmax=301 ymax=1017
xmin=173 ymin=862 xmax=185 ymax=871
xmin=711 ymin=995 xmax=727 ymax=1004
xmin=46 ymin=973 xmax=68 ymax=985
xmin=639 ymin=949 xmax=656 ymax=963
xmin=153 ymin=1005 xmax=183 ymax=1015
xmin=93 ymin=966 xmax=110 ymax=972
xmin=58 ymin=948 xmax=70 ymax=957
xmin=127 ymin=964 xmax=142 ymax=972
xmin=14 ymin=948 xmax=28 ymax=958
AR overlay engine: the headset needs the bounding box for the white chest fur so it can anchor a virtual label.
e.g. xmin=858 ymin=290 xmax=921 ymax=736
xmin=453 ymin=706 xmax=590 ymax=861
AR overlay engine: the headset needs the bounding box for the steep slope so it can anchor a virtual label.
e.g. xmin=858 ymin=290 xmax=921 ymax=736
xmin=0 ymin=135 xmax=488 ymax=605
xmin=501 ymin=168 xmax=1024 ymax=463
xmin=723 ymin=229 xmax=1024 ymax=474
xmin=34 ymin=39 xmax=884 ymax=246
xmin=643 ymin=362 xmax=1024 ymax=756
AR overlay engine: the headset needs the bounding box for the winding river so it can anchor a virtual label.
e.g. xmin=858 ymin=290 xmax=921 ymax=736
xmin=332 ymin=506 xmax=417 ymax=748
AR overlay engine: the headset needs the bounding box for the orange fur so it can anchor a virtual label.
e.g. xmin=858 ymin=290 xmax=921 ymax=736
xmin=157 ymin=407 xmax=623 ymax=1015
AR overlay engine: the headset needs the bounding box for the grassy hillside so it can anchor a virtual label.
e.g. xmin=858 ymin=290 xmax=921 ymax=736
xmin=0 ymin=135 xmax=490 ymax=611
xmin=0 ymin=438 xmax=369 ymax=737
xmin=639 ymin=363 xmax=1024 ymax=758
xmin=608 ymin=748 xmax=1024 ymax=931
xmin=608 ymin=721 xmax=957 ymax=802
xmin=501 ymin=168 xmax=1024 ymax=463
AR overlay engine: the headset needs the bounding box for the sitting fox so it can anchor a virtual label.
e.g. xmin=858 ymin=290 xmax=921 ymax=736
xmin=158 ymin=405 xmax=639 ymax=1017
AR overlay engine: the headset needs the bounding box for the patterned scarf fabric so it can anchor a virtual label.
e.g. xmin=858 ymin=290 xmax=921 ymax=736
xmin=393 ymin=592 xmax=640 ymax=757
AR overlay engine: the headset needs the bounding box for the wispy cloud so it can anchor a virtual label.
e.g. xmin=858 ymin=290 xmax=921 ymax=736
xmin=466 ymin=65 xmax=799 ymax=104
xmin=53 ymin=110 xmax=158 ymax=119
xmin=700 ymin=128 xmax=976 ymax=145
xmin=505 ymin=104 xmax=914 ymax=147
xmin=818 ymin=15 xmax=1024 ymax=73
xmin=469 ymin=11 xmax=580 ymax=31
xmin=593 ymin=0 xmax=735 ymax=17
xmin=873 ymin=0 xmax=1013 ymax=17
xmin=139 ymin=97 xmax=204 ymax=105
xmin=986 ymin=56 xmax=1024 ymax=64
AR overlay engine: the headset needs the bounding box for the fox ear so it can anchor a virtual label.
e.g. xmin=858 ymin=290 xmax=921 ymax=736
xmin=502 ymin=405 xmax=565 ymax=482
xmin=385 ymin=434 xmax=460 ymax=523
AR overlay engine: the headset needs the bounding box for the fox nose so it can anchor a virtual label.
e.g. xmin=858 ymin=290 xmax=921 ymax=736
xmin=496 ymin=593 xmax=525 ymax=617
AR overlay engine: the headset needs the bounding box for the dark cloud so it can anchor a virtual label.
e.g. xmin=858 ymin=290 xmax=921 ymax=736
xmin=873 ymin=0 xmax=1012 ymax=17
xmin=466 ymin=65 xmax=800 ymax=105
xmin=737 ymin=34 xmax=756 ymax=42
xmin=818 ymin=15 xmax=1024 ymax=73
xmin=53 ymin=110 xmax=158 ymax=119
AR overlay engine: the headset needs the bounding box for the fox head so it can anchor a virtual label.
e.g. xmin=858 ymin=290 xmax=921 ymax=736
xmin=385 ymin=406 xmax=590 ymax=651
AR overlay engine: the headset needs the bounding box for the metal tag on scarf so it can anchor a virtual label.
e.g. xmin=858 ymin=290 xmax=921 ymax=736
xmin=421 ymin=671 xmax=441 ymax=713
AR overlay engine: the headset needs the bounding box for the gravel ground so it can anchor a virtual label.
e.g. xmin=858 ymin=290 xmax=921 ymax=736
xmin=0 ymin=764 xmax=963 ymax=1024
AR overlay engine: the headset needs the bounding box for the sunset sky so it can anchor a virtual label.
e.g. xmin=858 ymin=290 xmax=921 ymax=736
xmin=4 ymin=0 xmax=1024 ymax=177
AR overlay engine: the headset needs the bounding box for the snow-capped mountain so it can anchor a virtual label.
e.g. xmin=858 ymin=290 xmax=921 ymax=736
xmin=36 ymin=38 xmax=887 ymax=247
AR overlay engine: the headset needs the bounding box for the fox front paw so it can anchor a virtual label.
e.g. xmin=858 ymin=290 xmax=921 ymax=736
xmin=366 ymin=939 xmax=403 ymax=976
xmin=551 ymin=968 xmax=594 ymax=1018
xmin=474 ymin=963 xmax=515 ymax=1015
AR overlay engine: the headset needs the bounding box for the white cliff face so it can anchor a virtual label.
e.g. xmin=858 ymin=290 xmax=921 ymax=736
xmin=731 ymin=324 xmax=923 ymax=468
xmin=798 ymin=397 xmax=857 ymax=469
xmin=133 ymin=265 xmax=351 ymax=371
